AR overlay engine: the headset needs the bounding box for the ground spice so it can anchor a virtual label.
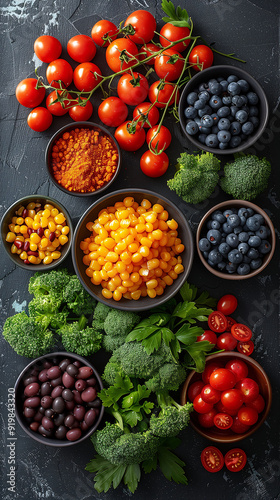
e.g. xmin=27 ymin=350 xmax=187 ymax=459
xmin=51 ymin=127 xmax=119 ymax=193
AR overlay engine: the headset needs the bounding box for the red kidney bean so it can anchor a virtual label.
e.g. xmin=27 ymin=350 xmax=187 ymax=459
xmin=38 ymin=406 xmax=45 ymax=414
xmin=47 ymin=366 xmax=61 ymax=379
xmin=41 ymin=396 xmax=53 ymax=409
xmin=52 ymin=397 xmax=65 ymax=413
xmin=74 ymin=405 xmax=86 ymax=422
xmin=37 ymin=227 xmax=44 ymax=238
xmin=24 ymin=396 xmax=40 ymax=408
xmin=23 ymin=241 xmax=30 ymax=252
xmin=55 ymin=425 xmax=67 ymax=440
xmin=24 ymin=407 xmax=36 ymax=418
xmin=66 ymin=364 xmax=79 ymax=377
xmin=23 ymin=375 xmax=38 ymax=387
xmin=64 ymin=414 xmax=76 ymax=428
xmin=41 ymin=382 xmax=52 ymax=396
xmin=24 ymin=382 xmax=40 ymax=397
xmin=75 ymin=379 xmax=87 ymax=392
xmin=86 ymin=377 xmax=97 ymax=387
xmin=49 ymin=231 xmax=55 ymax=242
xmin=27 ymin=228 xmax=33 ymax=236
xmin=38 ymin=425 xmax=53 ymax=438
xmin=51 ymin=385 xmax=64 ymax=398
xmin=50 ymin=376 xmax=62 ymax=387
xmin=42 ymin=416 xmax=54 ymax=431
xmin=22 ymin=208 xmax=28 ymax=218
xmin=30 ymin=421 xmax=40 ymax=432
xmin=27 ymin=250 xmax=39 ymax=257
xmin=62 ymin=372 xmax=75 ymax=389
xmin=81 ymin=387 xmax=96 ymax=403
xmin=84 ymin=409 xmax=96 ymax=427
xmin=80 ymin=421 xmax=89 ymax=432
xmin=23 ymin=259 xmax=31 ymax=265
xmin=62 ymin=389 xmax=73 ymax=401
xmin=56 ymin=244 xmax=62 ymax=251
xmin=38 ymin=369 xmax=49 ymax=383
xmin=35 ymin=206 xmax=42 ymax=213
xmin=59 ymin=359 xmax=71 ymax=371
xmin=64 ymin=400 xmax=75 ymax=411
xmin=66 ymin=428 xmax=82 ymax=441
xmin=72 ymin=390 xmax=83 ymax=405
xmin=78 ymin=366 xmax=93 ymax=380
xmin=14 ymin=239 xmax=23 ymax=249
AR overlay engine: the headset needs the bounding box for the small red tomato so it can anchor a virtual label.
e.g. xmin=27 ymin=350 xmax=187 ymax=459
xmin=221 ymin=389 xmax=244 ymax=412
xmin=226 ymin=316 xmax=237 ymax=330
xmin=67 ymin=34 xmax=96 ymax=63
xmin=138 ymin=43 xmax=159 ymax=65
xmin=231 ymin=414 xmax=251 ymax=434
xmin=216 ymin=400 xmax=238 ymax=417
xmin=189 ymin=45 xmax=214 ymax=71
xmin=98 ymin=97 xmax=128 ymax=128
xmin=246 ymin=394 xmax=265 ymax=414
xmin=73 ymin=62 xmax=102 ymax=92
xmin=115 ymin=121 xmax=146 ymax=151
xmin=91 ymin=20 xmax=118 ymax=47
xmin=187 ymin=380 xmax=205 ymax=402
xmin=224 ymin=448 xmax=247 ymax=472
xmin=46 ymin=59 xmax=73 ymax=88
xmin=216 ymin=332 xmax=237 ymax=351
xmin=231 ymin=323 xmax=252 ymax=342
xmin=148 ymin=80 xmax=179 ymax=108
xmin=140 ymin=151 xmax=169 ymax=178
xmin=237 ymin=340 xmax=254 ymax=356
xmin=133 ymin=102 xmax=160 ymax=128
xmin=201 ymin=384 xmax=221 ymax=404
xmin=117 ymin=72 xmax=149 ymax=106
xmin=209 ymin=368 xmax=236 ymax=392
xmin=68 ymin=98 xmax=93 ymax=121
xmin=106 ymin=38 xmax=138 ymax=73
xmin=46 ymin=90 xmax=71 ymax=116
xmin=16 ymin=78 xmax=45 ymax=108
xmin=154 ymin=49 xmax=184 ymax=82
xmin=146 ymin=125 xmax=172 ymax=152
xmin=34 ymin=35 xmax=62 ymax=63
xmin=235 ymin=378 xmax=259 ymax=403
xmin=193 ymin=395 xmax=213 ymax=414
xmin=213 ymin=412 xmax=233 ymax=430
xmin=208 ymin=311 xmax=227 ymax=333
xmin=124 ymin=10 xmax=156 ymax=44
xmin=225 ymin=359 xmax=249 ymax=382
xmin=201 ymin=446 xmax=224 ymax=473
xmin=27 ymin=107 xmax=53 ymax=132
xmin=197 ymin=330 xmax=217 ymax=345
xmin=217 ymin=294 xmax=238 ymax=315
xmin=198 ymin=408 xmax=217 ymax=428
xmin=159 ymin=23 xmax=191 ymax=53
xmin=202 ymin=361 xmax=224 ymax=384
xmin=237 ymin=406 xmax=258 ymax=426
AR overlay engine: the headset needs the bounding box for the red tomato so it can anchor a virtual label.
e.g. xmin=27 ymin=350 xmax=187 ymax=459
xmin=246 ymin=394 xmax=265 ymax=414
xmin=215 ymin=400 xmax=238 ymax=417
xmin=138 ymin=43 xmax=159 ymax=65
xmin=124 ymin=10 xmax=156 ymax=44
xmin=209 ymin=368 xmax=236 ymax=391
xmin=201 ymin=384 xmax=221 ymax=404
xmin=91 ymin=20 xmax=118 ymax=47
xmin=73 ymin=62 xmax=102 ymax=92
xmin=237 ymin=340 xmax=254 ymax=356
xmin=216 ymin=332 xmax=237 ymax=351
xmin=117 ymin=72 xmax=149 ymax=106
xmin=148 ymin=80 xmax=179 ymax=108
xmin=193 ymin=395 xmax=213 ymax=414
xmin=106 ymin=39 xmax=138 ymax=73
xmin=98 ymin=97 xmax=128 ymax=127
xmin=159 ymin=23 xmax=191 ymax=53
xmin=231 ymin=415 xmax=251 ymax=434
xmin=231 ymin=323 xmax=252 ymax=342
xmin=224 ymin=448 xmax=247 ymax=472
xmin=237 ymin=406 xmax=258 ymax=426
xmin=68 ymin=98 xmax=93 ymax=121
xmin=16 ymin=78 xmax=45 ymax=108
xmin=189 ymin=45 xmax=214 ymax=71
xmin=154 ymin=49 xmax=184 ymax=81
xmin=67 ymin=35 xmax=96 ymax=63
xmin=201 ymin=446 xmax=224 ymax=473
xmin=34 ymin=35 xmax=62 ymax=63
xmin=133 ymin=102 xmax=159 ymax=128
xmin=187 ymin=380 xmax=205 ymax=402
xmin=213 ymin=412 xmax=233 ymax=430
xmin=198 ymin=408 xmax=217 ymax=428
xmin=27 ymin=107 xmax=53 ymax=132
xmin=225 ymin=359 xmax=248 ymax=382
xmin=140 ymin=151 xmax=169 ymax=178
xmin=217 ymin=294 xmax=238 ymax=315
xmin=46 ymin=90 xmax=71 ymax=116
xmin=146 ymin=125 xmax=172 ymax=152
xmin=235 ymin=378 xmax=259 ymax=403
xmin=202 ymin=361 xmax=224 ymax=384
xmin=114 ymin=121 xmax=146 ymax=151
xmin=208 ymin=311 xmax=227 ymax=333
xmin=46 ymin=59 xmax=73 ymax=88
xmin=226 ymin=316 xmax=237 ymax=330
xmin=221 ymin=389 xmax=244 ymax=412
xmin=197 ymin=330 xmax=217 ymax=345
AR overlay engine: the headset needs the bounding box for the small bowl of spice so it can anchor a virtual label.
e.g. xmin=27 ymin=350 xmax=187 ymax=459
xmin=45 ymin=122 xmax=121 ymax=196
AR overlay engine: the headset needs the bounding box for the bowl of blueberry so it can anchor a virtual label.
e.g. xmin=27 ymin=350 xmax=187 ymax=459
xmin=196 ymin=200 xmax=275 ymax=279
xmin=178 ymin=65 xmax=269 ymax=154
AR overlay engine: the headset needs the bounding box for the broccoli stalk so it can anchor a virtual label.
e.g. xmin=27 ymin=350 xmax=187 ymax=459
xmin=59 ymin=315 xmax=102 ymax=356
xmin=149 ymin=392 xmax=193 ymax=438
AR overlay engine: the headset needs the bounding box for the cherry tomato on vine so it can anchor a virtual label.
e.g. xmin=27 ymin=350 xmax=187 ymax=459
xmin=231 ymin=323 xmax=252 ymax=342
xmin=114 ymin=121 xmax=146 ymax=151
xmin=220 ymin=389 xmax=244 ymax=412
xmin=34 ymin=35 xmax=62 ymax=63
xmin=189 ymin=45 xmax=214 ymax=71
xmin=225 ymin=359 xmax=248 ymax=382
xmin=159 ymin=23 xmax=191 ymax=53
xmin=209 ymin=368 xmax=236 ymax=391
xmin=231 ymin=415 xmax=251 ymax=434
xmin=117 ymin=72 xmax=149 ymax=106
xmin=124 ymin=10 xmax=156 ymax=44
xmin=214 ymin=412 xmax=233 ymax=430
xmin=197 ymin=330 xmax=217 ymax=345
xmin=73 ymin=62 xmax=102 ymax=92
xmin=91 ymin=20 xmax=118 ymax=47
xmin=237 ymin=340 xmax=254 ymax=356
xmin=216 ymin=332 xmax=237 ymax=351
xmin=146 ymin=125 xmax=172 ymax=152
xmin=198 ymin=408 xmax=217 ymax=428
xmin=193 ymin=395 xmax=213 ymax=414
xmin=208 ymin=311 xmax=227 ymax=333
xmin=138 ymin=43 xmax=159 ymax=65
xmin=16 ymin=78 xmax=45 ymax=108
xmin=106 ymin=38 xmax=138 ymax=73
xmin=217 ymin=294 xmax=238 ymax=315
xmin=133 ymin=102 xmax=160 ymax=128
xmin=46 ymin=59 xmax=73 ymax=88
xmin=27 ymin=107 xmax=53 ymax=132
xmin=187 ymin=380 xmax=205 ymax=402
xmin=224 ymin=448 xmax=247 ymax=472
xmin=67 ymin=35 xmax=96 ymax=63
xmin=201 ymin=446 xmax=224 ymax=473
xmin=154 ymin=49 xmax=184 ymax=82
xmin=68 ymin=98 xmax=93 ymax=121
xmin=148 ymin=80 xmax=179 ymax=108
xmin=237 ymin=406 xmax=258 ymax=426
xmin=140 ymin=150 xmax=169 ymax=178
xmin=98 ymin=97 xmax=128 ymax=127
xmin=46 ymin=90 xmax=71 ymax=116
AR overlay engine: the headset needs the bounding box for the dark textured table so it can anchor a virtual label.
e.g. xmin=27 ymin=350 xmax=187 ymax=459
xmin=1 ymin=1 xmax=279 ymax=499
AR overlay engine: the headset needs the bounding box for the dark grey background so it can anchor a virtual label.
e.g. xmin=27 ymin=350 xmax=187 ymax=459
xmin=1 ymin=0 xmax=279 ymax=499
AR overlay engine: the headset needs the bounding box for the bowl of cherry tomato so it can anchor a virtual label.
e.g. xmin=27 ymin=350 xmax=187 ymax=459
xmin=181 ymin=351 xmax=272 ymax=443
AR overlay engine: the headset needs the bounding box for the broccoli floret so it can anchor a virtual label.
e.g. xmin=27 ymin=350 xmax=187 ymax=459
xmin=220 ymin=154 xmax=271 ymax=200
xmin=167 ymin=152 xmax=220 ymax=204
xmin=104 ymin=309 xmax=140 ymax=337
xmin=102 ymin=334 xmax=127 ymax=352
xmin=149 ymin=393 xmax=193 ymax=438
xmin=28 ymin=269 xmax=70 ymax=298
xmin=63 ymin=275 xmax=96 ymax=316
xmin=59 ymin=315 xmax=102 ymax=356
xmin=93 ymin=301 xmax=112 ymax=322
xmin=2 ymin=312 xmax=54 ymax=357
xmin=102 ymin=360 xmax=122 ymax=385
xmin=28 ymin=295 xmax=67 ymax=329
xmin=145 ymin=363 xmax=186 ymax=393
xmin=92 ymin=319 xmax=105 ymax=331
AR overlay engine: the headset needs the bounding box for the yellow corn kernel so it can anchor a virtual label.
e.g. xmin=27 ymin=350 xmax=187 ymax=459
xmin=174 ymin=264 xmax=184 ymax=274
xmin=147 ymin=289 xmax=157 ymax=298
xmin=43 ymin=255 xmax=53 ymax=265
xmin=16 ymin=217 xmax=24 ymax=225
xmin=25 ymin=217 xmax=34 ymax=228
xmin=169 ymin=270 xmax=178 ymax=280
xmin=30 ymin=232 xmax=40 ymax=244
xmin=33 ymin=221 xmax=41 ymax=230
xmin=34 ymin=213 xmax=41 ymax=223
xmin=38 ymin=250 xmax=46 ymax=260
xmin=59 ymin=235 xmax=68 ymax=245
xmin=27 ymin=202 xmax=35 ymax=210
xmin=167 ymin=219 xmax=178 ymax=230
xmin=15 ymin=235 xmax=24 ymax=242
xmin=29 ymin=242 xmax=37 ymax=251
xmin=102 ymin=289 xmax=113 ymax=299
xmin=42 ymin=209 xmax=51 ymax=218
xmin=85 ymin=268 xmax=94 ymax=278
xmin=51 ymin=251 xmax=61 ymax=260
xmin=8 ymin=223 xmax=15 ymax=232
xmin=146 ymin=279 xmax=158 ymax=289
xmin=61 ymin=226 xmax=69 ymax=235
xmin=83 ymin=255 xmax=91 ymax=266
xmin=54 ymin=213 xmax=66 ymax=225
xmin=131 ymin=290 xmax=141 ymax=300
xmin=44 ymin=204 xmax=54 ymax=211
xmin=113 ymin=289 xmax=122 ymax=301
xmin=175 ymin=243 xmax=185 ymax=253
xmin=6 ymin=232 xmax=16 ymax=243
xmin=48 ymin=221 xmax=56 ymax=232
xmin=20 ymin=225 xmax=28 ymax=234
xmin=50 ymin=208 xmax=59 ymax=217
xmin=105 ymin=251 xmax=118 ymax=262
xmin=163 ymin=275 xmax=173 ymax=286
xmin=28 ymin=255 xmax=38 ymax=264
xmin=40 ymin=237 xmax=49 ymax=248
xmin=19 ymin=251 xmax=27 ymax=260
xmin=14 ymin=225 xmax=21 ymax=234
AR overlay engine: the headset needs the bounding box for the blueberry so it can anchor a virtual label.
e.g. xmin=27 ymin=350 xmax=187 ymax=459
xmin=207 ymin=229 xmax=222 ymax=245
xmin=230 ymin=106 xmax=238 ymax=117
xmin=201 ymin=114 xmax=214 ymax=127
xmin=232 ymin=95 xmax=247 ymax=107
xmin=208 ymin=249 xmax=223 ymax=264
xmin=217 ymin=130 xmax=231 ymax=143
xmin=241 ymin=105 xmax=250 ymax=114
xmin=187 ymin=92 xmax=198 ymax=105
xmin=250 ymin=258 xmax=262 ymax=270
xmin=203 ymin=251 xmax=209 ymax=259
xmin=227 ymin=75 xmax=238 ymax=83
xmin=218 ymin=118 xmax=231 ymax=130
xmin=226 ymin=262 xmax=237 ymax=273
xmin=198 ymin=91 xmax=210 ymax=102
xmin=236 ymin=110 xmax=248 ymax=123
xmin=247 ymin=92 xmax=259 ymax=105
xmin=199 ymin=238 xmax=211 ymax=252
xmin=194 ymin=117 xmax=201 ymax=125
xmin=219 ymin=80 xmax=229 ymax=91
xmin=209 ymin=95 xmax=222 ymax=110
xmin=226 ymin=233 xmax=239 ymax=247
xmin=239 ymin=216 xmax=246 ymax=226
xmin=198 ymin=133 xmax=207 ymax=144
xmin=237 ymin=79 xmax=250 ymax=92
xmin=219 ymin=242 xmax=231 ymax=256
xmin=255 ymin=225 xmax=270 ymax=239
xmin=243 ymin=255 xmax=252 ymax=264
xmin=228 ymin=82 xmax=241 ymax=95
xmin=199 ymin=82 xmax=210 ymax=92
xmin=222 ymin=95 xmax=232 ymax=105
xmin=205 ymin=134 xmax=219 ymax=148
xmin=238 ymin=208 xmax=249 ymax=218
xmin=254 ymin=214 xmax=264 ymax=224
xmin=229 ymin=136 xmax=242 ymax=148
xmin=248 ymin=235 xmax=262 ymax=247
xmin=212 ymin=126 xmax=219 ymax=134
xmin=223 ymin=209 xmax=235 ymax=217
xmin=237 ymin=263 xmax=251 ymax=275
xmin=217 ymin=261 xmax=227 ymax=271
xmin=210 ymin=220 xmax=221 ymax=230
xmin=247 ymin=248 xmax=259 ymax=260
xmin=222 ymin=222 xmax=232 ymax=234
xmin=207 ymin=220 xmax=213 ymax=229
xmin=184 ymin=106 xmax=197 ymax=119
xmin=249 ymin=106 xmax=259 ymax=117
xmin=238 ymin=231 xmax=249 ymax=242
xmin=219 ymin=142 xmax=229 ymax=150
xmin=198 ymin=105 xmax=212 ymax=117
xmin=217 ymin=106 xmax=230 ymax=118
xmin=250 ymin=116 xmax=259 ymax=128
xmin=228 ymin=249 xmax=243 ymax=264
xmin=242 ymin=121 xmax=254 ymax=135
xmin=207 ymin=259 xmax=216 ymax=268
xmin=186 ymin=121 xmax=199 ymax=135
xmin=247 ymin=216 xmax=261 ymax=231
xmin=194 ymin=99 xmax=206 ymax=110
xmin=199 ymin=124 xmax=212 ymax=134
xmin=227 ymin=214 xmax=241 ymax=228
xmin=233 ymin=225 xmax=243 ymax=235
xmin=238 ymin=242 xmax=249 ymax=254
xmin=212 ymin=211 xmax=226 ymax=223
xmin=210 ymin=82 xmax=223 ymax=95
xmin=211 ymin=113 xmax=219 ymax=124
xmin=259 ymin=240 xmax=271 ymax=254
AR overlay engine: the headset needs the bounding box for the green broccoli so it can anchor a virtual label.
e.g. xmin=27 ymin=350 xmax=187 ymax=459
xmin=2 ymin=312 xmax=54 ymax=357
xmin=59 ymin=315 xmax=102 ymax=356
xmin=102 ymin=309 xmax=141 ymax=352
xmin=28 ymin=295 xmax=68 ymax=329
xmin=145 ymin=363 xmax=186 ymax=393
xmin=63 ymin=275 xmax=96 ymax=316
xmin=220 ymin=154 xmax=271 ymax=200
xmin=149 ymin=393 xmax=193 ymax=438
xmin=93 ymin=301 xmax=112 ymax=322
xmin=28 ymin=269 xmax=70 ymax=298
xmin=102 ymin=360 xmax=122 ymax=385
xmin=167 ymin=152 xmax=220 ymax=204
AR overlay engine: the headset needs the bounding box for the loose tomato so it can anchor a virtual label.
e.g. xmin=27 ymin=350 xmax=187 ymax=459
xmin=27 ymin=107 xmax=53 ymax=131
xmin=154 ymin=49 xmax=184 ymax=81
xmin=231 ymin=415 xmax=251 ymax=434
xmin=73 ymin=62 xmax=102 ymax=92
xmin=67 ymin=35 xmax=96 ymax=63
xmin=68 ymin=98 xmax=93 ymax=121
xmin=208 ymin=311 xmax=227 ymax=333
xmin=16 ymin=78 xmax=45 ymax=108
xmin=214 ymin=412 xmax=233 ymax=430
xmin=231 ymin=323 xmax=252 ymax=342
xmin=187 ymin=380 xmax=205 ymax=402
xmin=146 ymin=125 xmax=172 ymax=152
xmin=209 ymin=368 xmax=236 ymax=391
xmin=159 ymin=23 xmax=191 ymax=53
xmin=138 ymin=43 xmax=159 ymax=65
xmin=114 ymin=121 xmax=146 ymax=151
xmin=197 ymin=330 xmax=217 ymax=345
xmin=201 ymin=446 xmax=224 ymax=473
xmin=202 ymin=361 xmax=224 ymax=384
xmin=46 ymin=59 xmax=73 ymax=88
xmin=46 ymin=90 xmax=71 ymax=116
xmin=217 ymin=294 xmax=238 ymax=315
xmin=235 ymin=378 xmax=259 ymax=403
xmin=198 ymin=408 xmax=217 ymax=428
xmin=224 ymin=448 xmax=247 ymax=472
xmin=117 ymin=72 xmax=149 ymax=106
xmin=140 ymin=151 xmax=169 ymax=178
xmin=91 ymin=20 xmax=118 ymax=47
xmin=247 ymin=394 xmax=265 ymax=414
xmin=106 ymin=38 xmax=138 ymax=73
xmin=226 ymin=316 xmax=237 ymax=330
xmin=216 ymin=332 xmax=237 ymax=351
xmin=34 ymin=35 xmax=62 ymax=63
xmin=124 ymin=10 xmax=156 ymax=44
xmin=237 ymin=340 xmax=254 ymax=356
xmin=216 ymin=400 xmax=238 ymax=417
xmin=189 ymin=45 xmax=214 ymax=71
xmin=98 ymin=97 xmax=128 ymax=127
xmin=221 ymin=389 xmax=244 ymax=412
xmin=238 ymin=406 xmax=258 ymax=426
xmin=201 ymin=384 xmax=221 ymax=404
xmin=133 ymin=102 xmax=160 ymax=128
xmin=193 ymin=395 xmax=213 ymax=414
xmin=148 ymin=80 xmax=179 ymax=108
xmin=225 ymin=359 xmax=248 ymax=382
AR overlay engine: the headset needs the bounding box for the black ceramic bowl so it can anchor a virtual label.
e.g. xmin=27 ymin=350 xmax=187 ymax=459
xmin=178 ymin=65 xmax=269 ymax=154
xmin=72 ymin=188 xmax=194 ymax=311
xmin=45 ymin=121 xmax=121 ymax=196
xmin=1 ymin=195 xmax=73 ymax=271
xmin=15 ymin=352 xmax=104 ymax=447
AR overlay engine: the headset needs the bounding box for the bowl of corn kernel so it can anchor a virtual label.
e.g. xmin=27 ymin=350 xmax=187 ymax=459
xmin=72 ymin=189 xmax=194 ymax=311
xmin=1 ymin=195 xmax=73 ymax=270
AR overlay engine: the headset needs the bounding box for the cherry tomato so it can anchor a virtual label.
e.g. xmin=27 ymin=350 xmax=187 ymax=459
xmin=226 ymin=316 xmax=237 ymax=330
xmin=189 ymin=45 xmax=214 ymax=71
xmin=117 ymin=72 xmax=149 ymax=106
xmin=202 ymin=361 xmax=224 ymax=384
xmin=201 ymin=384 xmax=221 ymax=404
xmin=237 ymin=406 xmax=258 ymax=426
xmin=133 ymin=102 xmax=160 ymax=129
xmin=106 ymin=38 xmax=138 ymax=73
xmin=198 ymin=408 xmax=217 ymax=428
xmin=209 ymin=368 xmax=236 ymax=391
xmin=208 ymin=311 xmax=227 ymax=333
xmin=197 ymin=330 xmax=217 ymax=345
xmin=247 ymin=394 xmax=265 ymax=414
xmin=235 ymin=378 xmax=259 ymax=403
xmin=46 ymin=90 xmax=71 ymax=116
xmin=146 ymin=125 xmax=172 ymax=153
xmin=225 ymin=359 xmax=248 ymax=382
xmin=217 ymin=294 xmax=238 ymax=315
xmin=231 ymin=323 xmax=252 ymax=342
xmin=46 ymin=59 xmax=73 ymax=88
xmin=231 ymin=415 xmax=251 ymax=434
xmin=34 ymin=35 xmax=62 ymax=63
xmin=215 ymin=400 xmax=238 ymax=417
xmin=67 ymin=35 xmax=96 ymax=63
xmin=193 ymin=395 xmax=213 ymax=414
xmin=91 ymin=20 xmax=118 ymax=47
xmin=124 ymin=10 xmax=156 ymax=44
xmin=16 ymin=78 xmax=45 ymax=108
xmin=159 ymin=23 xmax=191 ymax=53
xmin=138 ymin=43 xmax=159 ymax=65
xmin=224 ymin=448 xmax=247 ymax=472
xmin=221 ymin=389 xmax=244 ymax=412
xmin=27 ymin=107 xmax=53 ymax=132
xmin=214 ymin=412 xmax=233 ymax=430
xmin=114 ymin=121 xmax=146 ymax=151
xmin=148 ymin=80 xmax=179 ymax=108
xmin=187 ymin=380 xmax=205 ymax=402
xmin=216 ymin=332 xmax=237 ymax=351
xmin=98 ymin=97 xmax=128 ymax=127
xmin=68 ymin=98 xmax=93 ymax=121
xmin=73 ymin=62 xmax=102 ymax=92
xmin=201 ymin=446 xmax=224 ymax=473
xmin=237 ymin=340 xmax=254 ymax=356
xmin=154 ymin=49 xmax=184 ymax=82
xmin=140 ymin=151 xmax=169 ymax=178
